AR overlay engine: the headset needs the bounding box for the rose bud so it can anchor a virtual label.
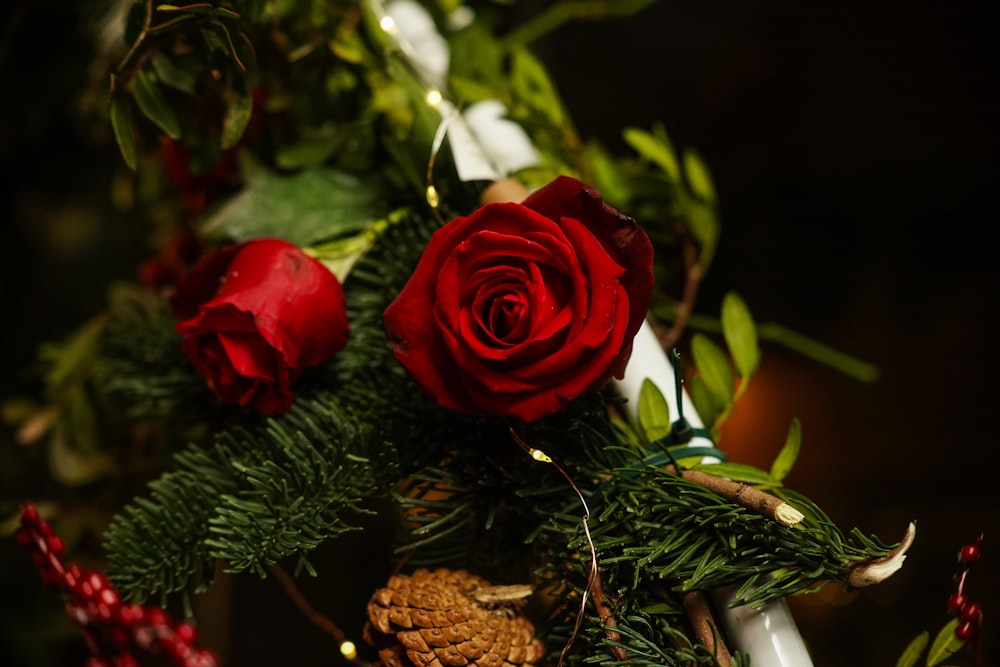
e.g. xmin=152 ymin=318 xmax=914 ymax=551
xmin=383 ymin=176 xmax=654 ymax=422
xmin=170 ymin=238 xmax=349 ymax=414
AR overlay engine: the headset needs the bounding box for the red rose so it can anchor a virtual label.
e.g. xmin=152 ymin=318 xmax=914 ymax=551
xmin=171 ymin=238 xmax=349 ymax=414
xmin=383 ymin=176 xmax=654 ymax=422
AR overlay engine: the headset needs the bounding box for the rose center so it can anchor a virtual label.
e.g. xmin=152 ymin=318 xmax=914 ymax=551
xmin=487 ymin=292 xmax=525 ymax=340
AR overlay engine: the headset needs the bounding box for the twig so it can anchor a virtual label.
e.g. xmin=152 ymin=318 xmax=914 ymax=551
xmin=673 ymin=467 xmax=804 ymax=527
xmin=656 ymin=230 xmax=702 ymax=353
xmin=115 ymin=0 xmax=153 ymax=76
xmin=681 ymin=590 xmax=733 ymax=667
xmin=267 ymin=563 xmax=367 ymax=666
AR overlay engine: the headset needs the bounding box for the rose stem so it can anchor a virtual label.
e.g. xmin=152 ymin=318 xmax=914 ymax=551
xmin=668 ymin=465 xmax=804 ymax=528
xmin=681 ymin=590 xmax=734 ymax=667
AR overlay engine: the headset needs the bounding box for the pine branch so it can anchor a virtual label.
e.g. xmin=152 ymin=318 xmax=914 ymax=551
xmin=104 ymin=208 xmax=450 ymax=602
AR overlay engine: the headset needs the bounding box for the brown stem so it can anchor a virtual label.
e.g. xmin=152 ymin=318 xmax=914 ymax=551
xmin=588 ymin=570 xmax=629 ymax=663
xmin=115 ymin=0 xmax=153 ymax=76
xmin=681 ymin=590 xmax=733 ymax=667
xmin=675 ymin=468 xmax=804 ymax=527
xmin=267 ymin=563 xmax=361 ymax=658
xmin=656 ymin=229 xmax=703 ymax=353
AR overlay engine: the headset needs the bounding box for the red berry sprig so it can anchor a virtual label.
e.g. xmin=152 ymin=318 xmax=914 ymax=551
xmin=13 ymin=503 xmax=219 ymax=667
xmin=948 ymin=534 xmax=985 ymax=645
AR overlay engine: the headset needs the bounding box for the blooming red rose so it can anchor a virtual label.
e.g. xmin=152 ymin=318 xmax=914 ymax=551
xmin=383 ymin=176 xmax=654 ymax=422
xmin=171 ymin=238 xmax=349 ymax=414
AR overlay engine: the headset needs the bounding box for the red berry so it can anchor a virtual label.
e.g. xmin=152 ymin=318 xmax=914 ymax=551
xmin=21 ymin=503 xmax=40 ymax=525
xmin=947 ymin=592 xmax=968 ymax=614
xmin=959 ymin=542 xmax=981 ymax=564
xmin=960 ymin=602 xmax=982 ymax=623
xmin=174 ymin=621 xmax=198 ymax=645
xmin=48 ymin=535 xmax=65 ymax=555
xmin=956 ymin=619 xmax=979 ymax=641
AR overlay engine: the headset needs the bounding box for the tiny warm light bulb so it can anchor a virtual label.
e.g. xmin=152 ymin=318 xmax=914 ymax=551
xmin=529 ymin=448 xmax=552 ymax=463
xmin=379 ymin=15 xmax=397 ymax=34
xmin=425 ymin=185 xmax=439 ymax=208
xmin=425 ymin=88 xmax=443 ymax=108
xmin=340 ymin=641 xmax=357 ymax=660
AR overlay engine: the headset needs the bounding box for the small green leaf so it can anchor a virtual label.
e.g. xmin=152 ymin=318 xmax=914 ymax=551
xmin=510 ymin=47 xmax=566 ymax=128
xmin=770 ymin=418 xmax=801 ymax=482
xmin=221 ymin=91 xmax=253 ymax=149
xmin=623 ymin=125 xmax=680 ymax=182
xmin=895 ymin=630 xmax=928 ymax=667
xmin=683 ymin=148 xmax=717 ymax=202
xmin=688 ymin=375 xmax=723 ymax=431
xmin=637 ymin=379 xmax=671 ymax=444
xmin=151 ymin=52 xmax=198 ymax=95
xmin=132 ymin=70 xmax=181 ymax=139
xmin=926 ymin=619 xmax=963 ymax=666
xmin=721 ymin=291 xmax=760 ymax=379
xmin=109 ymin=88 xmax=137 ymax=170
xmin=691 ymin=333 xmax=733 ymax=404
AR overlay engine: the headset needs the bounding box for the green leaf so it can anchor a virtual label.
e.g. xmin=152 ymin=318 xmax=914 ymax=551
xmin=509 ymin=47 xmax=566 ymax=128
xmin=151 ymin=52 xmax=199 ymax=95
xmin=691 ymin=333 xmax=733 ymax=404
xmin=683 ymin=148 xmax=717 ymax=202
xmin=201 ymin=157 xmax=384 ymax=247
xmin=687 ymin=375 xmax=723 ymax=430
xmin=623 ymin=125 xmax=680 ymax=183
xmin=770 ymin=418 xmax=801 ymax=482
xmin=131 ymin=70 xmax=181 ymax=139
xmin=637 ymin=379 xmax=671 ymax=443
xmin=221 ymin=90 xmax=253 ymax=149
xmin=690 ymin=462 xmax=780 ymax=486
xmin=721 ymin=291 xmax=760 ymax=379
xmin=895 ymin=631 xmax=928 ymax=667
xmin=109 ymin=88 xmax=137 ymax=171
xmin=926 ymin=619 xmax=963 ymax=666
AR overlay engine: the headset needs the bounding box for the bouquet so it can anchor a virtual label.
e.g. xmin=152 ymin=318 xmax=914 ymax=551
xmin=2 ymin=1 xmax=988 ymax=666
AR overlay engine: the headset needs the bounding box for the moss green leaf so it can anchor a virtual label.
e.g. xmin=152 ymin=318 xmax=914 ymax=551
xmin=894 ymin=630 xmax=928 ymax=667
xmin=926 ymin=618 xmax=963 ymax=665
xmin=623 ymin=125 xmax=680 ymax=183
xmin=132 ymin=70 xmax=181 ymax=139
xmin=637 ymin=378 xmax=671 ymax=443
xmin=688 ymin=375 xmax=723 ymax=431
xmin=151 ymin=52 xmax=198 ymax=95
xmin=721 ymin=291 xmax=760 ymax=379
xmin=201 ymin=157 xmax=384 ymax=247
xmin=770 ymin=418 xmax=801 ymax=483
xmin=221 ymin=90 xmax=253 ymax=149
xmin=109 ymin=88 xmax=137 ymax=171
xmin=683 ymin=148 xmax=717 ymax=203
xmin=691 ymin=333 xmax=733 ymax=404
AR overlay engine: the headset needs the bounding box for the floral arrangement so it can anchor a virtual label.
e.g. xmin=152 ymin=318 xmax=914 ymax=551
xmin=2 ymin=1 xmax=988 ymax=666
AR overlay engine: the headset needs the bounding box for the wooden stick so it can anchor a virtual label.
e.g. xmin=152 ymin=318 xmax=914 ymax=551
xmin=676 ymin=468 xmax=804 ymax=527
xmin=681 ymin=590 xmax=733 ymax=667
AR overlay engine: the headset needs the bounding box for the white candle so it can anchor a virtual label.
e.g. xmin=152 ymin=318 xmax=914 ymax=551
xmin=614 ymin=320 xmax=815 ymax=666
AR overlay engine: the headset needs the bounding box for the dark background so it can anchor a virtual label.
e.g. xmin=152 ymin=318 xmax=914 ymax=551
xmin=2 ymin=1 xmax=998 ymax=665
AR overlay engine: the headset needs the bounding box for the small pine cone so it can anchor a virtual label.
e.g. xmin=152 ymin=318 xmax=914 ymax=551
xmin=363 ymin=568 xmax=546 ymax=667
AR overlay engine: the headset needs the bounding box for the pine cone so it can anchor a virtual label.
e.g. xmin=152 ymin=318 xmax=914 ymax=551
xmin=363 ymin=568 xmax=546 ymax=667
